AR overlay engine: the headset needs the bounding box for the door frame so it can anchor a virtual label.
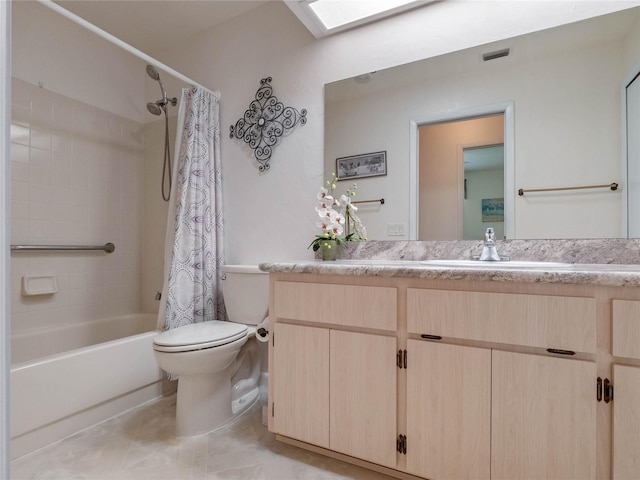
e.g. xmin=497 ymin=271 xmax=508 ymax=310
xmin=409 ymin=102 xmax=514 ymax=240
xmin=622 ymin=65 xmax=640 ymax=237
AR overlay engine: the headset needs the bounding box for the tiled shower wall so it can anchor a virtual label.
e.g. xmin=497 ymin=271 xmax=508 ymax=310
xmin=10 ymin=78 xmax=145 ymax=336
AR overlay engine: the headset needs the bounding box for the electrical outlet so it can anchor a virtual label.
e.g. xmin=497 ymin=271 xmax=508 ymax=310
xmin=387 ymin=223 xmax=405 ymax=236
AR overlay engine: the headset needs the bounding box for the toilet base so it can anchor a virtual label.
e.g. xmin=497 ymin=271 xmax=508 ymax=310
xmin=175 ymin=373 xmax=260 ymax=437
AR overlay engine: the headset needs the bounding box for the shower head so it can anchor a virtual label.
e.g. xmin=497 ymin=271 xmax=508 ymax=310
xmin=146 ymin=64 xmax=167 ymax=102
xmin=146 ymin=64 xmax=160 ymax=81
xmin=146 ymin=64 xmax=177 ymax=116
xmin=147 ymin=101 xmax=163 ymax=116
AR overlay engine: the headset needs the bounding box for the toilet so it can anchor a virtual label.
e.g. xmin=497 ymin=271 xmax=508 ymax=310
xmin=153 ymin=265 xmax=269 ymax=436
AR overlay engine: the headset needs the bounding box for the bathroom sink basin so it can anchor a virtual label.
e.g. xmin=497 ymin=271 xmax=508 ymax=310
xmin=420 ymin=259 xmax=572 ymax=269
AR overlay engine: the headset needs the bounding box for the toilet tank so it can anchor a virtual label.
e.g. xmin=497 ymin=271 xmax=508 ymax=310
xmin=222 ymin=265 xmax=269 ymax=325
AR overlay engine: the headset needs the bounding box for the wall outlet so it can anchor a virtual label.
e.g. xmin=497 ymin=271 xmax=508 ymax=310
xmin=387 ymin=223 xmax=406 ymax=236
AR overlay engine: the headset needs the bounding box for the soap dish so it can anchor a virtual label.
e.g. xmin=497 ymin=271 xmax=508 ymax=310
xmin=22 ymin=275 xmax=58 ymax=296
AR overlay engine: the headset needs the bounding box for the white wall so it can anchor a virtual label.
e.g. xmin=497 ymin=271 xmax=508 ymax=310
xmin=11 ymin=1 xmax=147 ymax=123
xmin=155 ymin=1 xmax=638 ymax=263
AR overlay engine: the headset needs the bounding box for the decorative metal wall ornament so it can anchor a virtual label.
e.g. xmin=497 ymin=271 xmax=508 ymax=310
xmin=229 ymin=77 xmax=307 ymax=172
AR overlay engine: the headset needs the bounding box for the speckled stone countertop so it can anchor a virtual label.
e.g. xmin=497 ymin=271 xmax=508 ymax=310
xmin=259 ymin=239 xmax=640 ymax=288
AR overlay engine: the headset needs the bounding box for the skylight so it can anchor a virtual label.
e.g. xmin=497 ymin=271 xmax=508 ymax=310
xmin=285 ymin=0 xmax=435 ymax=38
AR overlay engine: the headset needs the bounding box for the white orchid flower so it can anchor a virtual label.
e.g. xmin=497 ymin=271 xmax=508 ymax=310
xmin=316 ymin=206 xmax=339 ymax=222
xmin=317 ymin=195 xmax=336 ymax=210
xmin=334 ymin=213 xmax=346 ymax=225
xmin=317 ymin=187 xmax=329 ymax=200
xmin=330 ymin=222 xmax=344 ymax=236
xmin=317 ymin=218 xmax=332 ymax=232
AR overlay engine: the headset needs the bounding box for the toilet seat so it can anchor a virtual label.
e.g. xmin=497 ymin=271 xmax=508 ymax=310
xmin=153 ymin=321 xmax=248 ymax=353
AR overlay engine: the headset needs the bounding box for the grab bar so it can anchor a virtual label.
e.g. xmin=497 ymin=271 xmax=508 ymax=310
xmin=11 ymin=242 xmax=115 ymax=253
xmin=518 ymin=182 xmax=618 ymax=196
xmin=352 ymin=198 xmax=385 ymax=205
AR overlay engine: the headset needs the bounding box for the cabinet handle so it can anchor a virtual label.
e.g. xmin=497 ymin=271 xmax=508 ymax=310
xmin=546 ymin=348 xmax=576 ymax=356
xmin=397 ymin=350 xmax=403 ymax=368
xmin=604 ymin=378 xmax=613 ymax=403
xmin=403 ymin=349 xmax=407 ymax=369
xmin=420 ymin=334 xmax=442 ymax=341
xmin=597 ymin=377 xmax=602 ymax=402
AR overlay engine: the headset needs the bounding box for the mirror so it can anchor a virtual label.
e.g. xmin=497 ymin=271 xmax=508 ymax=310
xmin=324 ymin=7 xmax=640 ymax=240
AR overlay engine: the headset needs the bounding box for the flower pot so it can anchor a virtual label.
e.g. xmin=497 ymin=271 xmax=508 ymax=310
xmin=320 ymin=240 xmax=338 ymax=261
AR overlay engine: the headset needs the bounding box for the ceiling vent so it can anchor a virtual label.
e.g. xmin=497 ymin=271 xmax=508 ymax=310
xmin=482 ymin=48 xmax=510 ymax=61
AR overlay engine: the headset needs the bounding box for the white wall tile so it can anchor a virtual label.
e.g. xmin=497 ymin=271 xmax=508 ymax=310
xmin=10 ymin=79 xmax=146 ymax=335
xmin=11 ymin=142 xmax=29 ymax=163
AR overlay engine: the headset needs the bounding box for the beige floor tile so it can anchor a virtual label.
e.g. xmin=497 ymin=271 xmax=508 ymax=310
xmin=11 ymin=395 xmax=395 ymax=480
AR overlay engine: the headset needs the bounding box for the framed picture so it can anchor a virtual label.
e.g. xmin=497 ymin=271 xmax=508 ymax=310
xmin=336 ymin=151 xmax=387 ymax=180
xmin=481 ymin=198 xmax=504 ymax=222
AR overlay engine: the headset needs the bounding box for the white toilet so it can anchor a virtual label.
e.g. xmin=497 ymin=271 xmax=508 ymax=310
xmin=153 ymin=265 xmax=269 ymax=437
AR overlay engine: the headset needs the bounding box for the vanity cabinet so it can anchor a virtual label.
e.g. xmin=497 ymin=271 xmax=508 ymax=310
xmin=330 ymin=330 xmax=397 ymax=468
xmin=612 ymin=300 xmax=640 ymax=480
xmin=270 ymin=280 xmax=398 ymax=468
xmin=407 ymin=287 xmax=597 ymax=480
xmin=268 ymin=272 xmax=639 ymax=480
xmin=271 ymin=322 xmax=329 ymax=448
xmin=406 ymin=340 xmax=491 ymax=479
xmin=491 ymin=350 xmax=596 ymax=479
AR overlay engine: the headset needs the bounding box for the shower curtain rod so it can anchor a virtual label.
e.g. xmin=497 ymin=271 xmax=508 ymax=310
xmin=36 ymin=0 xmax=220 ymax=100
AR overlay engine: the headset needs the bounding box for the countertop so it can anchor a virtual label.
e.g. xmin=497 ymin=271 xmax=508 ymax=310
xmin=259 ymin=259 xmax=640 ymax=288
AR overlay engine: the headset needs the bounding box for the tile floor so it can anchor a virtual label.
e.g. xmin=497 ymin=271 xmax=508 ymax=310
xmin=11 ymin=395 xmax=395 ymax=479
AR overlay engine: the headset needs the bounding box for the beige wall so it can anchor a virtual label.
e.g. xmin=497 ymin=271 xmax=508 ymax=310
xmin=418 ymin=116 xmax=504 ymax=240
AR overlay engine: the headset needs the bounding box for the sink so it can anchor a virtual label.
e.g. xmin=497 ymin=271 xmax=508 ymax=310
xmin=420 ymin=259 xmax=572 ymax=269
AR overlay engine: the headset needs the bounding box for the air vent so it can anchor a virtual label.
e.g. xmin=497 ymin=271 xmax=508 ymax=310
xmin=482 ymin=48 xmax=510 ymax=61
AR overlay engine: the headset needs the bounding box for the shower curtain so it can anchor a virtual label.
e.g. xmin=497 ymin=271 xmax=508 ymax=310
xmin=157 ymin=86 xmax=226 ymax=331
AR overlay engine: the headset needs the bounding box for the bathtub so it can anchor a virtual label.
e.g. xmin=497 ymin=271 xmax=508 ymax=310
xmin=10 ymin=313 xmax=164 ymax=459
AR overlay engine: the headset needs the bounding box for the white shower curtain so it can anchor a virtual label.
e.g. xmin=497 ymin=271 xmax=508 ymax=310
xmin=157 ymin=86 xmax=227 ymax=331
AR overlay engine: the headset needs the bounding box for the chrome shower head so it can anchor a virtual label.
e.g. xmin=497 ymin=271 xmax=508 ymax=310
xmin=146 ymin=64 xmax=160 ymax=81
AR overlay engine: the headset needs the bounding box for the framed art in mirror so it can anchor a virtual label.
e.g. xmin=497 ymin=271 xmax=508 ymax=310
xmin=336 ymin=151 xmax=387 ymax=180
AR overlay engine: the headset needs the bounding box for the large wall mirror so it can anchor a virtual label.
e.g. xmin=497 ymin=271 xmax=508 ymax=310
xmin=324 ymin=7 xmax=640 ymax=241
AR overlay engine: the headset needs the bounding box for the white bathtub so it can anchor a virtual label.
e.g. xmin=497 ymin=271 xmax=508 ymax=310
xmin=10 ymin=314 xmax=164 ymax=459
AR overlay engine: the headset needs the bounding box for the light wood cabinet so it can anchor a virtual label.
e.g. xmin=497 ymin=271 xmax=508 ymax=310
xmin=492 ymin=350 xmax=596 ymax=480
xmin=268 ymin=273 xmax=640 ymax=480
xmin=407 ymin=288 xmax=596 ymax=353
xmin=330 ymin=330 xmax=397 ymax=468
xmin=406 ymin=340 xmax=491 ymax=480
xmin=271 ymin=322 xmax=397 ymax=467
xmin=613 ymin=364 xmax=640 ymax=479
xmin=271 ymin=322 xmax=329 ymax=448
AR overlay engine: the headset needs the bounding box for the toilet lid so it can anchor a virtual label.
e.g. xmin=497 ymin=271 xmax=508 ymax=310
xmin=153 ymin=321 xmax=248 ymax=353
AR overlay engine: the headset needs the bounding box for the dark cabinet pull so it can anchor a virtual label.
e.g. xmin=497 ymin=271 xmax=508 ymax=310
xmin=546 ymin=348 xmax=576 ymax=356
xmin=420 ymin=334 xmax=442 ymax=340
xmin=604 ymin=378 xmax=613 ymax=403
xmin=597 ymin=377 xmax=602 ymax=402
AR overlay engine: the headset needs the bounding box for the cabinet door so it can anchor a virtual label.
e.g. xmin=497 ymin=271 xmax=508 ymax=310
xmin=613 ymin=364 xmax=640 ymax=480
xmin=330 ymin=330 xmax=397 ymax=468
xmin=492 ymin=350 xmax=596 ymax=480
xmin=271 ymin=323 xmax=330 ymax=448
xmin=406 ymin=340 xmax=491 ymax=480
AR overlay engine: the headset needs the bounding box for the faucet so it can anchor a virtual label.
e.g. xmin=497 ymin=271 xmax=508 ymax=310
xmin=479 ymin=227 xmax=501 ymax=261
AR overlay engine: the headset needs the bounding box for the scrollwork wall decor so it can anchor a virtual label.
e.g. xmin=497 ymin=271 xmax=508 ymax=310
xmin=230 ymin=77 xmax=307 ymax=172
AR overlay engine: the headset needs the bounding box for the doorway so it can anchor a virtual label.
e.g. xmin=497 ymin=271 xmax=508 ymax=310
xmin=409 ymin=102 xmax=514 ymax=240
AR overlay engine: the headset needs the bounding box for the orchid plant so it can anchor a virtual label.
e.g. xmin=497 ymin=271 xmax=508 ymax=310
xmin=309 ymin=173 xmax=368 ymax=252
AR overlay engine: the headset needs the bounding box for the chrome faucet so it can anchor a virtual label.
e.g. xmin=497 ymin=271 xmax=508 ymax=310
xmin=479 ymin=227 xmax=501 ymax=261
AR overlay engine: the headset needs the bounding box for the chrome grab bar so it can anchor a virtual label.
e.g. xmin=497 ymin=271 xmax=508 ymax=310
xmin=10 ymin=242 xmax=115 ymax=253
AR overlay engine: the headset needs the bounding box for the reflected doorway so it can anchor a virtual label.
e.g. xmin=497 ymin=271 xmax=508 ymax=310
xmin=417 ymin=113 xmax=506 ymax=240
